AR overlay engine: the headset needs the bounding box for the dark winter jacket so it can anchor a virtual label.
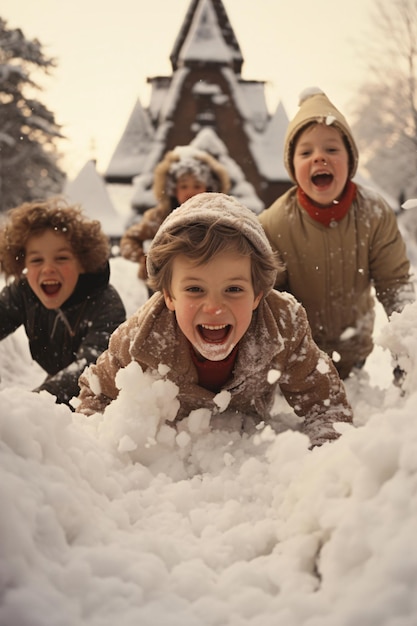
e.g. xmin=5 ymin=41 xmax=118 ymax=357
xmin=0 ymin=263 xmax=126 ymax=406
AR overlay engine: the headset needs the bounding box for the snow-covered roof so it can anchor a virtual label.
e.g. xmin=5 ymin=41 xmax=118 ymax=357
xmin=64 ymin=160 xmax=125 ymax=237
xmin=250 ymin=101 xmax=291 ymax=181
xmin=178 ymin=0 xmax=234 ymax=66
xmin=147 ymin=76 xmax=171 ymax=124
xmin=170 ymin=0 xmax=243 ymax=73
xmin=158 ymin=67 xmax=190 ymax=124
xmin=105 ymin=99 xmax=154 ymax=180
xmin=237 ymin=80 xmax=269 ymax=131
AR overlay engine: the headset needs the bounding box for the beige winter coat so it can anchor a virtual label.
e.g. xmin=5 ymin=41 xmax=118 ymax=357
xmin=120 ymin=150 xmax=231 ymax=280
xmin=76 ymin=290 xmax=352 ymax=447
xmin=259 ymin=184 xmax=415 ymax=377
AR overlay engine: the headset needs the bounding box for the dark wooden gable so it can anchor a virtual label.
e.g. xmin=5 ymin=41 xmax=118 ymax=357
xmin=104 ymin=0 xmax=291 ymax=211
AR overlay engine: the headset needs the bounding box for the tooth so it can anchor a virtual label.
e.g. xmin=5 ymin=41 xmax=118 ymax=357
xmin=201 ymin=324 xmax=226 ymax=330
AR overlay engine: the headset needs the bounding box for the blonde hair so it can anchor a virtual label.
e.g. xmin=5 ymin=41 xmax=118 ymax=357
xmin=0 ymin=197 xmax=110 ymax=279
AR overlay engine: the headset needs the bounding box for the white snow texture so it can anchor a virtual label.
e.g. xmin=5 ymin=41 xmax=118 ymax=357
xmin=1 ymin=220 xmax=417 ymax=624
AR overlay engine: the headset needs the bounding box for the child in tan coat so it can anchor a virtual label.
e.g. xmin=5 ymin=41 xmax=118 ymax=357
xmin=259 ymin=87 xmax=414 ymax=380
xmin=77 ymin=192 xmax=352 ymax=448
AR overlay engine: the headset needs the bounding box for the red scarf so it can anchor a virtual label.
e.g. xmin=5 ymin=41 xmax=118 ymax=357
xmin=190 ymin=344 xmax=238 ymax=393
xmin=297 ymin=180 xmax=357 ymax=227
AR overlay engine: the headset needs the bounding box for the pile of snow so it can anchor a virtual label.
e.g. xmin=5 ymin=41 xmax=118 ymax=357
xmin=1 ymin=254 xmax=417 ymax=624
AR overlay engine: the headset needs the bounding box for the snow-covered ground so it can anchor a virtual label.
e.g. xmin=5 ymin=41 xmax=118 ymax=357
xmin=1 ymin=211 xmax=417 ymax=625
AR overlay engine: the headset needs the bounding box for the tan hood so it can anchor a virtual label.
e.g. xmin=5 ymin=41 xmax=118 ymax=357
xmin=284 ymin=87 xmax=359 ymax=183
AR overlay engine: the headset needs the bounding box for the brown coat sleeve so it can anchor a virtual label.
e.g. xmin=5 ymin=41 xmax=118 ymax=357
xmin=276 ymin=299 xmax=352 ymax=446
xmin=119 ymin=205 xmax=167 ymax=279
xmin=262 ymin=292 xmax=353 ymax=446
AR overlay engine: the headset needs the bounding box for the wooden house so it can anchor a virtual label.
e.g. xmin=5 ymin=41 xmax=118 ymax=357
xmin=104 ymin=0 xmax=292 ymax=213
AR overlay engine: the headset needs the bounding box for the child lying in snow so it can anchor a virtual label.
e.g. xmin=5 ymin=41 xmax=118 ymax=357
xmin=76 ymin=192 xmax=352 ymax=447
xmin=0 ymin=198 xmax=126 ymax=407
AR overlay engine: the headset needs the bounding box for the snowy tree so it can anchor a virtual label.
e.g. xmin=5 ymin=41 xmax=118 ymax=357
xmin=0 ymin=17 xmax=64 ymax=213
xmin=350 ymin=0 xmax=417 ymax=204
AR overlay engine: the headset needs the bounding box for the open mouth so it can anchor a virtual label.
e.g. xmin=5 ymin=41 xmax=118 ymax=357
xmin=41 ymin=280 xmax=61 ymax=296
xmin=312 ymin=172 xmax=333 ymax=187
xmin=198 ymin=323 xmax=232 ymax=344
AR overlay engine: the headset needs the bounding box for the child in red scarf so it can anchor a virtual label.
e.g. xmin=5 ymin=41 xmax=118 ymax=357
xmin=259 ymin=87 xmax=414 ymax=380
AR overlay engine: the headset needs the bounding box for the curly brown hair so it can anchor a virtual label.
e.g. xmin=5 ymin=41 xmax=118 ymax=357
xmin=0 ymin=197 xmax=111 ymax=279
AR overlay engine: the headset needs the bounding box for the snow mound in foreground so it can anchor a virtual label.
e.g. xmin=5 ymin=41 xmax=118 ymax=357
xmin=1 ymin=304 xmax=417 ymax=625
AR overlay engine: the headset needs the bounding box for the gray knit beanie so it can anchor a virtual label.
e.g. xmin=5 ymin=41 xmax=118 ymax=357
xmin=284 ymin=87 xmax=359 ymax=182
xmin=147 ymin=192 xmax=277 ymax=293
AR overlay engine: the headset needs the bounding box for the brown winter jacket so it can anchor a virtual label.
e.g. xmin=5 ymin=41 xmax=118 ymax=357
xmin=76 ymin=290 xmax=352 ymax=447
xmin=259 ymin=184 xmax=415 ymax=378
xmin=120 ymin=150 xmax=231 ymax=280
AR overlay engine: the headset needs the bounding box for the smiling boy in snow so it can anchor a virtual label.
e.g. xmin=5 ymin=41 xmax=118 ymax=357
xmin=76 ymin=192 xmax=352 ymax=447
xmin=0 ymin=198 xmax=126 ymax=406
xmin=259 ymin=87 xmax=415 ymax=380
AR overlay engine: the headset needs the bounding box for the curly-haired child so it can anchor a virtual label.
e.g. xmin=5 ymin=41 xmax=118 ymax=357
xmin=0 ymin=197 xmax=126 ymax=406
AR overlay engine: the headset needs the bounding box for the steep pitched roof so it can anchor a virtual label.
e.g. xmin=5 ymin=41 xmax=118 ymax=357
xmin=170 ymin=0 xmax=243 ymax=72
xmin=65 ymin=160 xmax=125 ymax=237
xmin=105 ymin=99 xmax=154 ymax=181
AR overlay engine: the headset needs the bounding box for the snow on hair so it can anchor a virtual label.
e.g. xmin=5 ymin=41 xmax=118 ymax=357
xmin=166 ymin=157 xmax=215 ymax=196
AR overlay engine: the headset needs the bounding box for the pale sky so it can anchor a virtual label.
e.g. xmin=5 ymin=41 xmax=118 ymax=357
xmin=1 ymin=0 xmax=375 ymax=178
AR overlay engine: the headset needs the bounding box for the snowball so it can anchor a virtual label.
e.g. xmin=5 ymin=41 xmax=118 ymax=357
xmin=332 ymin=351 xmax=341 ymax=363
xmin=267 ymin=369 xmax=281 ymax=384
xmin=213 ymin=389 xmax=231 ymax=412
xmin=158 ymin=363 xmax=171 ymax=376
xmin=340 ymin=326 xmax=356 ymax=341
xmin=316 ymin=357 xmax=330 ymax=374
